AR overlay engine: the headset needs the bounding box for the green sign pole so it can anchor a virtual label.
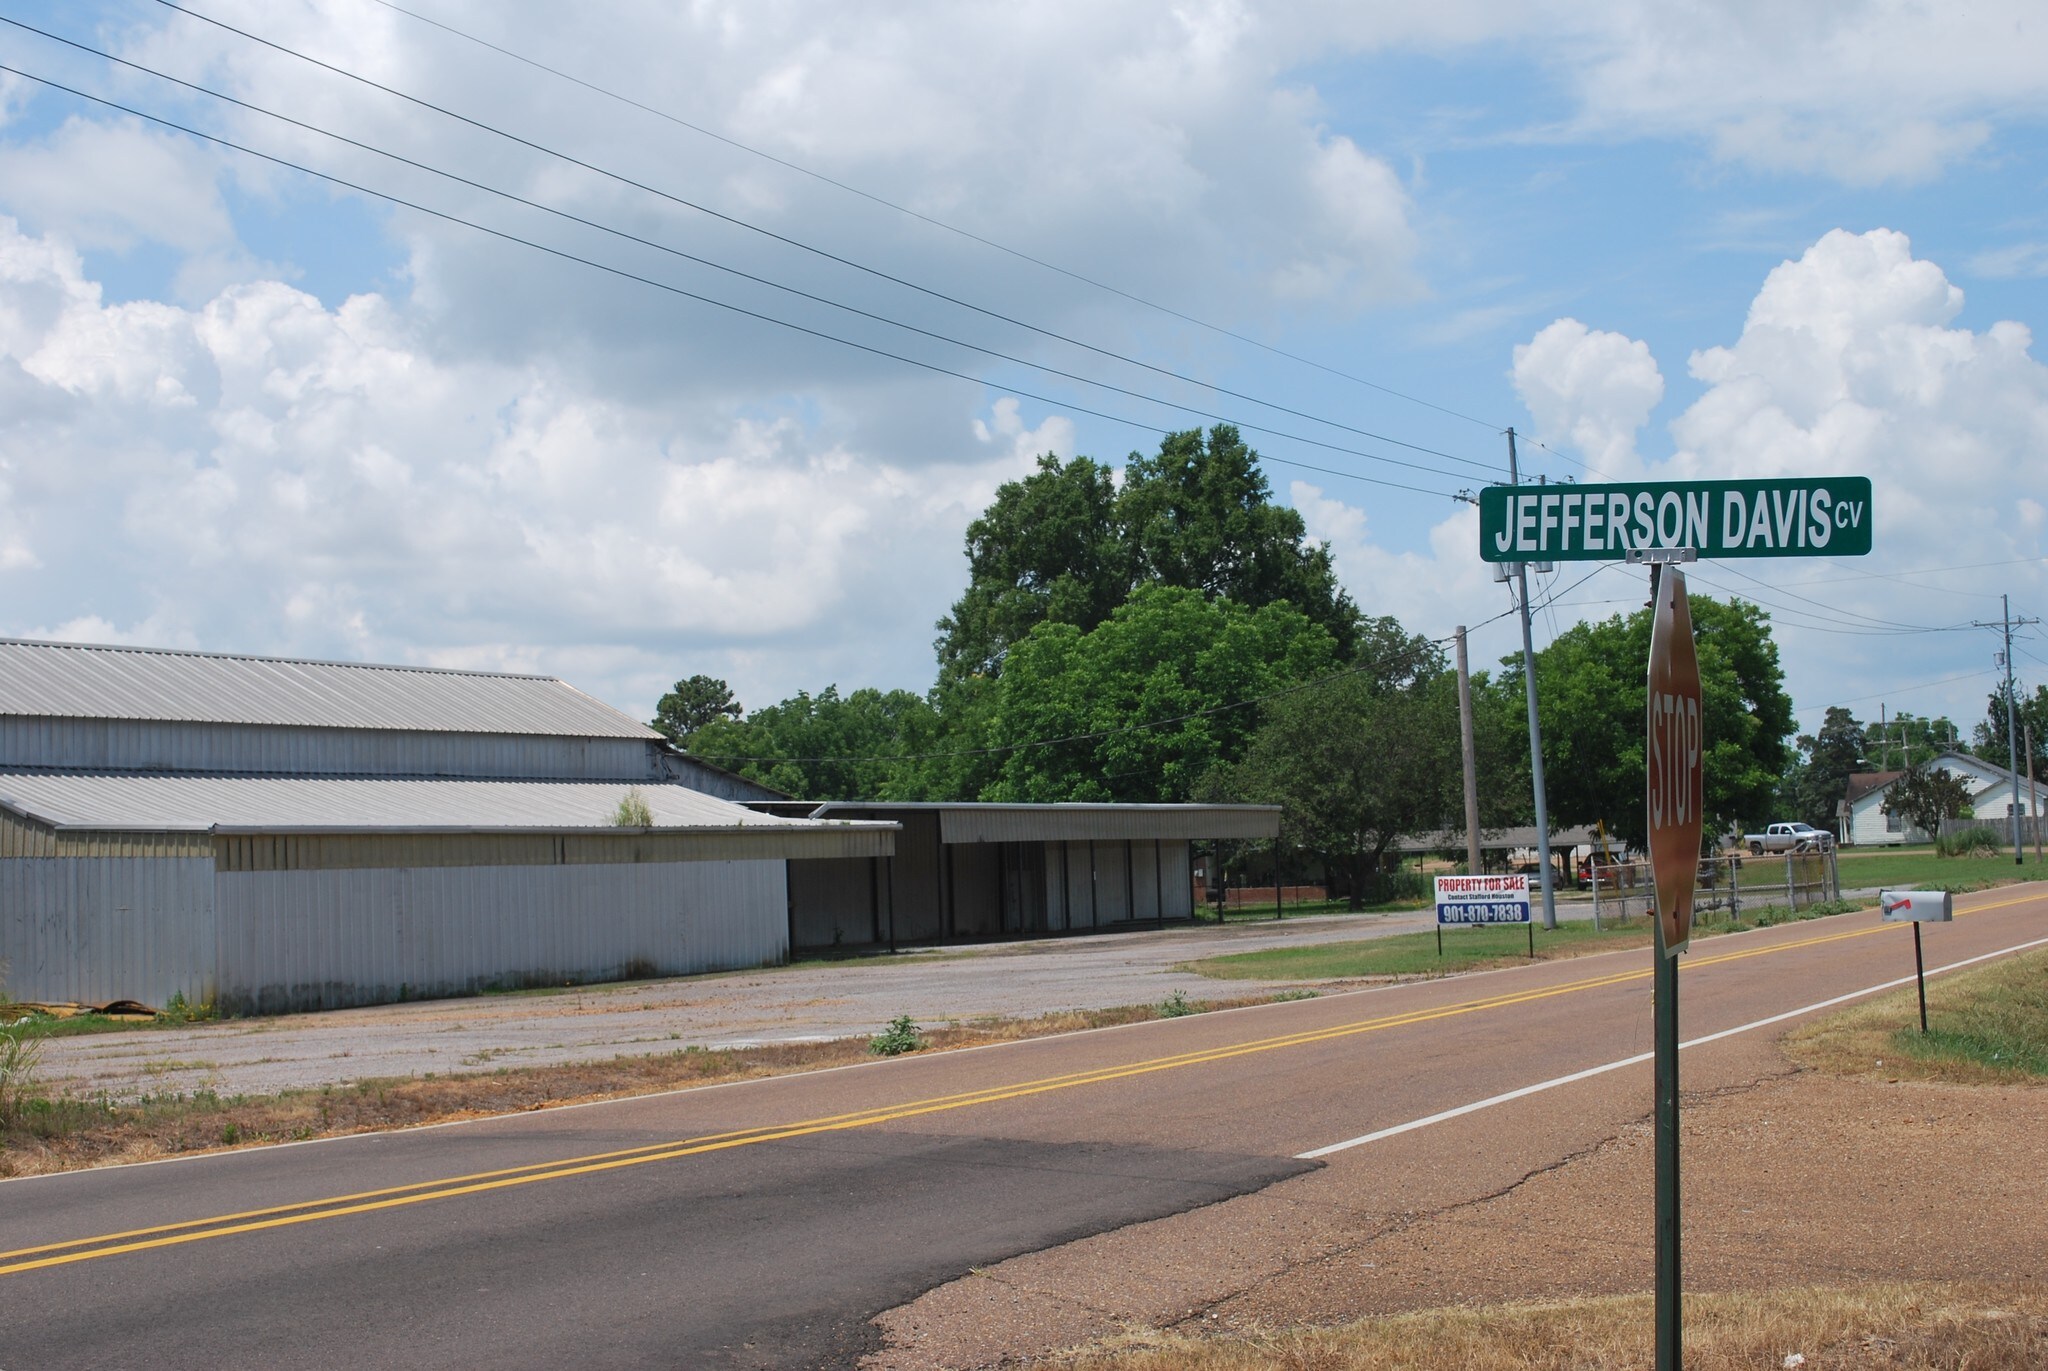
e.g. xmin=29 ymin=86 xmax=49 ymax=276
xmin=1655 ymin=911 xmax=1680 ymax=1368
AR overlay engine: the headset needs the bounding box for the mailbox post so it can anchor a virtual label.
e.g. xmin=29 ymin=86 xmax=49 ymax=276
xmin=1881 ymin=889 xmax=1954 ymax=1033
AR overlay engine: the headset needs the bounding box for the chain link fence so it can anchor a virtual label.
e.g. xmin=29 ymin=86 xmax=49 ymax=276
xmin=1590 ymin=851 xmax=1840 ymax=926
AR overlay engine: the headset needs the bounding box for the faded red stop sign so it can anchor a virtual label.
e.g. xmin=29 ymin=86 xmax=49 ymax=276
xmin=1646 ymin=567 xmax=1703 ymax=956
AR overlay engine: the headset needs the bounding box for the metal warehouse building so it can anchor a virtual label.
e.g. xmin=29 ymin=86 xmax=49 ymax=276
xmin=768 ymin=802 xmax=1280 ymax=953
xmin=0 ymin=639 xmax=890 ymax=1013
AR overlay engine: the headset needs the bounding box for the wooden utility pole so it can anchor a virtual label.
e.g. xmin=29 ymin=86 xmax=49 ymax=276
xmin=1456 ymin=625 xmax=1482 ymax=876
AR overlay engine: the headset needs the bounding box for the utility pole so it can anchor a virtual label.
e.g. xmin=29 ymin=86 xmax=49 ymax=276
xmin=1974 ymin=595 xmax=2040 ymax=866
xmin=2029 ymin=723 xmax=2040 ymax=863
xmin=1456 ymin=626 xmax=1483 ymax=877
xmin=1507 ymin=429 xmax=1559 ymax=929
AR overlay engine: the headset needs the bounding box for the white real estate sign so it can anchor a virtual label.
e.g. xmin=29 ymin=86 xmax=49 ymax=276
xmin=1435 ymin=874 xmax=1532 ymax=925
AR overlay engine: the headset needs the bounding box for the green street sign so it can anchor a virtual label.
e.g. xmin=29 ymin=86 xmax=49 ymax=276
xmin=1478 ymin=477 xmax=1872 ymax=562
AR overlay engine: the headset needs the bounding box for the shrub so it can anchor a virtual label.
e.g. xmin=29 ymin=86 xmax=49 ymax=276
xmin=1936 ymin=824 xmax=2005 ymax=858
xmin=1158 ymin=989 xmax=1196 ymax=1018
xmin=868 ymin=1014 xmax=925 ymax=1056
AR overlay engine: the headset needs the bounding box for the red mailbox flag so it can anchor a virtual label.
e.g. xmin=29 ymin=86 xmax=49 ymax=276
xmin=1645 ymin=568 xmax=1703 ymax=956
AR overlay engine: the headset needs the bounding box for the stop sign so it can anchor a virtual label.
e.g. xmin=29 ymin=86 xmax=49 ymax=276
xmin=1646 ymin=567 xmax=1703 ymax=956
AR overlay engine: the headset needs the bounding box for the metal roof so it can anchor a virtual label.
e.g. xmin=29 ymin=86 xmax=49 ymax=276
xmin=0 ymin=639 xmax=658 ymax=739
xmin=806 ymin=802 xmax=1282 ymax=844
xmin=0 ymin=769 xmax=888 ymax=836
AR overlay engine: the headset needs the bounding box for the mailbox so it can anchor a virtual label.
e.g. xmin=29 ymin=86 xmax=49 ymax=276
xmin=1879 ymin=889 xmax=1953 ymax=923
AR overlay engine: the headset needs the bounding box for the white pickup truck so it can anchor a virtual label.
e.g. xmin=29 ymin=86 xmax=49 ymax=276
xmin=1744 ymin=822 xmax=1834 ymax=855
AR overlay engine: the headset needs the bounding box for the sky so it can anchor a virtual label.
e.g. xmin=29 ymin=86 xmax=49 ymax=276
xmin=2 ymin=0 xmax=2046 ymax=753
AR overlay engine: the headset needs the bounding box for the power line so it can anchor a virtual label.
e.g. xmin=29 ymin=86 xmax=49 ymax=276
xmin=1708 ymin=561 xmax=1972 ymax=635
xmin=1685 ymin=570 xmax=1976 ymax=638
xmin=144 ymin=0 xmax=1500 ymax=477
xmin=1791 ymin=667 xmax=2001 ymax=716
xmin=364 ymin=0 xmax=1510 ymax=438
xmin=0 ymin=62 xmax=1463 ymax=504
xmin=0 ymin=19 xmax=1489 ymax=489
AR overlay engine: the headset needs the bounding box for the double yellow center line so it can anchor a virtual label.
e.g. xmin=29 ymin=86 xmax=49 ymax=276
xmin=3 ymin=889 xmax=2036 ymax=1278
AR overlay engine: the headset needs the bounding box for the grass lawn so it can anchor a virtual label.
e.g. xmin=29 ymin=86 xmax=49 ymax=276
xmin=1183 ymin=896 xmax=1866 ymax=981
xmin=1827 ymin=848 xmax=2043 ymax=892
xmin=1787 ymin=944 xmax=2048 ymax=1082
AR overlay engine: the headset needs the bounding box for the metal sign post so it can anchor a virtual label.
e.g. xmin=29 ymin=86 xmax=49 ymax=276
xmin=1644 ymin=558 xmax=1703 ymax=1371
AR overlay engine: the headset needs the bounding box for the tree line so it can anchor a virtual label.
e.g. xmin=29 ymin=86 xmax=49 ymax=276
xmin=656 ymin=425 xmax=1815 ymax=897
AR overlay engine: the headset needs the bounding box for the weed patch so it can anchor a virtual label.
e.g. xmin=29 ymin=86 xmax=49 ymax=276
xmin=868 ymin=1015 xmax=926 ymax=1056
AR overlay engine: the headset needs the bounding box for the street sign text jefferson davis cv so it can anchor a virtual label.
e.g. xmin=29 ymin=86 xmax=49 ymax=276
xmin=1480 ymin=477 xmax=1872 ymax=562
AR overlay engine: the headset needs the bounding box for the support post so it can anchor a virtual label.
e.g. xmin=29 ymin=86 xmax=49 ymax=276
xmin=1508 ymin=430 xmax=1558 ymax=929
xmin=1914 ymin=922 xmax=1929 ymax=1034
xmin=1650 ymin=557 xmax=1681 ymax=1371
xmin=2006 ymin=595 xmax=2023 ymax=866
xmin=2029 ymin=724 xmax=2040 ymax=863
xmin=1456 ymin=625 xmax=1483 ymax=878
xmin=1655 ymin=919 xmax=1680 ymax=1370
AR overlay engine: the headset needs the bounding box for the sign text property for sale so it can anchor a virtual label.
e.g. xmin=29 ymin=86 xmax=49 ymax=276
xmin=1479 ymin=477 xmax=1872 ymax=562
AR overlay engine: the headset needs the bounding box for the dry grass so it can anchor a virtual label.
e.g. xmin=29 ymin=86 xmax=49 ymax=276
xmin=1057 ymin=1283 xmax=2048 ymax=1370
xmin=0 ymin=994 xmax=1277 ymax=1178
xmin=1785 ymin=946 xmax=2048 ymax=1084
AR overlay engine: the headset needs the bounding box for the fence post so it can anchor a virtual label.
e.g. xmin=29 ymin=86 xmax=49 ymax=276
xmin=1592 ymin=866 xmax=1601 ymax=928
xmin=1729 ymin=855 xmax=1741 ymax=922
xmin=1785 ymin=856 xmax=1796 ymax=913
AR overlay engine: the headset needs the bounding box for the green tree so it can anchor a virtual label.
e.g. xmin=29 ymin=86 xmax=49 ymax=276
xmin=1787 ymin=705 xmax=1866 ymax=831
xmin=1501 ymin=593 xmax=1793 ymax=852
xmin=935 ymin=426 xmax=1356 ymax=686
xmin=935 ymin=454 xmax=1127 ymax=684
xmin=1973 ymin=682 xmax=2048 ymax=776
xmin=981 ymin=585 xmax=1339 ymax=803
xmin=650 ymin=674 xmax=741 ymax=744
xmin=1883 ymin=761 xmax=1976 ymax=838
xmin=1230 ymin=627 xmax=1465 ymax=908
xmin=681 ymin=686 xmax=942 ymax=801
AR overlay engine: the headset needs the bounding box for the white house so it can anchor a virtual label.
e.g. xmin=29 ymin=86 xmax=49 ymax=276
xmin=1842 ymin=749 xmax=2033 ymax=846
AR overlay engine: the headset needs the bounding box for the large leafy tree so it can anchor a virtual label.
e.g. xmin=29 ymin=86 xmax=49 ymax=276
xmin=1973 ymin=682 xmax=2048 ymax=777
xmin=680 ymin=686 xmax=943 ymax=801
xmin=1883 ymin=762 xmax=1977 ymax=837
xmin=1786 ymin=705 xmax=1867 ymax=831
xmin=650 ymin=674 xmax=741 ymax=744
xmin=1500 ymin=593 xmax=1793 ymax=852
xmin=981 ymin=585 xmax=1339 ymax=803
xmin=1232 ymin=626 xmax=1446 ymax=907
xmin=935 ymin=426 xmax=1355 ymax=686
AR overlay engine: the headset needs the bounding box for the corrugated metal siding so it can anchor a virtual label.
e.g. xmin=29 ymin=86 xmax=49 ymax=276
xmin=1129 ymin=840 xmax=1161 ymax=921
xmin=212 ymin=859 xmax=785 ymax=1014
xmin=0 ymin=639 xmax=656 ymax=738
xmin=929 ymin=805 xmax=1282 ymax=844
xmin=211 ymin=826 xmax=887 ymax=871
xmin=1 ymin=805 xmax=209 ymax=858
xmin=1158 ymin=841 xmax=1194 ymax=918
xmin=1094 ymin=840 xmax=1131 ymax=922
xmin=884 ymin=813 xmax=944 ymax=943
xmin=0 ymin=856 xmax=217 ymax=1006
xmin=0 ymin=717 xmax=662 ymax=779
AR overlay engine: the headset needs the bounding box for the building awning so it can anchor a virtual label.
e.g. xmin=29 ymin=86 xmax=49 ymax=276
xmin=805 ymin=802 xmax=1280 ymax=844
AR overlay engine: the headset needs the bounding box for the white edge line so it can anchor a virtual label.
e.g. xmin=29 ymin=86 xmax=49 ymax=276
xmin=1295 ymin=931 xmax=2048 ymax=1160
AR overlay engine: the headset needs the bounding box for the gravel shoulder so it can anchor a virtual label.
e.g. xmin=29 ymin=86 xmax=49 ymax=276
xmin=867 ymin=1030 xmax=2046 ymax=1369
xmin=38 ymin=909 xmax=1434 ymax=1101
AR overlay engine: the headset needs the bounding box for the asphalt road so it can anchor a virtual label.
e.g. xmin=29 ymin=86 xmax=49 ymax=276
xmin=4 ymin=886 xmax=2042 ymax=1369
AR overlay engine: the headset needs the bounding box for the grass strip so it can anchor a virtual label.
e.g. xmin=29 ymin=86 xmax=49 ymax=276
xmin=1057 ymin=1282 xmax=2046 ymax=1370
xmin=1184 ymin=900 xmax=1868 ymax=981
xmin=1786 ymin=945 xmax=2048 ymax=1083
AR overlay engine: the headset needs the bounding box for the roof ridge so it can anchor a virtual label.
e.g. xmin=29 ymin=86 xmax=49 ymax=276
xmin=0 ymin=637 xmax=560 ymax=683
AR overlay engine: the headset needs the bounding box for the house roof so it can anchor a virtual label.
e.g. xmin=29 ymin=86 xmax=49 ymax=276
xmin=1843 ymin=771 xmax=1905 ymax=806
xmin=0 ymin=769 xmax=877 ymax=835
xmin=0 ymin=638 xmax=658 ymax=740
